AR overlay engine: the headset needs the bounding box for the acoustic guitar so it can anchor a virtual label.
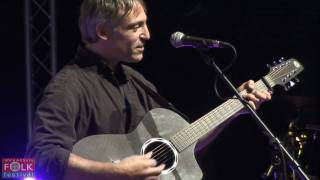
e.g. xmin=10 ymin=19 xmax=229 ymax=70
xmin=73 ymin=58 xmax=304 ymax=180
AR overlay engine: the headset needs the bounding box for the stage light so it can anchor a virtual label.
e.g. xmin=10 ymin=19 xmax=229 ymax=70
xmin=24 ymin=177 xmax=36 ymax=180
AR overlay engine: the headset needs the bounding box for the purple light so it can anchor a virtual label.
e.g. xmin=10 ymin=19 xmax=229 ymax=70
xmin=24 ymin=178 xmax=36 ymax=180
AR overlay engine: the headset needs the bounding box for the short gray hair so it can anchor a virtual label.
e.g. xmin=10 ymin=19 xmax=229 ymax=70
xmin=79 ymin=0 xmax=146 ymax=44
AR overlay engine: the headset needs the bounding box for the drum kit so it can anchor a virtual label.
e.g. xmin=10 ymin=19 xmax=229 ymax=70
xmin=266 ymin=95 xmax=320 ymax=180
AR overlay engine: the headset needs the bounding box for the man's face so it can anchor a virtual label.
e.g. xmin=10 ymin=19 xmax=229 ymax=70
xmin=106 ymin=3 xmax=150 ymax=63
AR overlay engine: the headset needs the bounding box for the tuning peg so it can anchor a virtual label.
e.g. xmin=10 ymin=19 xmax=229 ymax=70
xmin=278 ymin=57 xmax=285 ymax=63
xmin=284 ymin=81 xmax=296 ymax=91
xmin=288 ymin=81 xmax=295 ymax=88
xmin=284 ymin=85 xmax=290 ymax=91
xmin=273 ymin=61 xmax=278 ymax=65
xmin=284 ymin=85 xmax=291 ymax=91
xmin=294 ymin=77 xmax=300 ymax=83
xmin=266 ymin=64 xmax=272 ymax=69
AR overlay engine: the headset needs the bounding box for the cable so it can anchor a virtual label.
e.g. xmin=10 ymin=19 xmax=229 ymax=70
xmin=199 ymin=41 xmax=238 ymax=100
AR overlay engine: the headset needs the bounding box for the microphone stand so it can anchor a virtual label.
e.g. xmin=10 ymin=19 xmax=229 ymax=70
xmin=197 ymin=49 xmax=310 ymax=180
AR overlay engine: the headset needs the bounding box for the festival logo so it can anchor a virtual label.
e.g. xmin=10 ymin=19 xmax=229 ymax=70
xmin=2 ymin=158 xmax=35 ymax=178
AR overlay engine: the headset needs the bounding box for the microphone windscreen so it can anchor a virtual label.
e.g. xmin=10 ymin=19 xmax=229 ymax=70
xmin=170 ymin=32 xmax=185 ymax=48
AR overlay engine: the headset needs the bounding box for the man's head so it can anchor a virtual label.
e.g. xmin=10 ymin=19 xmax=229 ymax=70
xmin=79 ymin=0 xmax=150 ymax=64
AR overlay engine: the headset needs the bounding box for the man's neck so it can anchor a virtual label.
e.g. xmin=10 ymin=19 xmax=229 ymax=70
xmin=85 ymin=43 xmax=120 ymax=71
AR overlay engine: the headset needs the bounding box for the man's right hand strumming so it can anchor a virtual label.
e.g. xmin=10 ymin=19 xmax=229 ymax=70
xmin=63 ymin=152 xmax=165 ymax=180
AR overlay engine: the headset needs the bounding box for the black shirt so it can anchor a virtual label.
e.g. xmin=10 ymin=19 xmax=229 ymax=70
xmin=25 ymin=46 xmax=162 ymax=180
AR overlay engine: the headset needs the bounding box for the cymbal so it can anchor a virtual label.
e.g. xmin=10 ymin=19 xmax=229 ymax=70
xmin=305 ymin=124 xmax=320 ymax=131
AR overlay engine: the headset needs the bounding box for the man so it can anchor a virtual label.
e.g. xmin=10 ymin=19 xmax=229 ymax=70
xmin=26 ymin=0 xmax=271 ymax=179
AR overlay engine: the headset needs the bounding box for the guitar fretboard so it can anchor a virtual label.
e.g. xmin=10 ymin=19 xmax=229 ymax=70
xmin=169 ymin=77 xmax=272 ymax=152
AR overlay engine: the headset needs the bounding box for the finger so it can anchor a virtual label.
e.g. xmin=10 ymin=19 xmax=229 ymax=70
xmin=243 ymin=80 xmax=255 ymax=90
xmin=255 ymin=90 xmax=272 ymax=101
xmin=145 ymin=176 xmax=160 ymax=180
xmin=145 ymin=158 xmax=157 ymax=167
xmin=144 ymin=151 xmax=153 ymax=159
xmin=253 ymin=91 xmax=268 ymax=100
xmin=157 ymin=164 xmax=166 ymax=170
xmin=141 ymin=168 xmax=161 ymax=177
xmin=143 ymin=164 xmax=165 ymax=176
xmin=247 ymin=80 xmax=255 ymax=90
xmin=264 ymin=90 xmax=272 ymax=100
xmin=267 ymin=93 xmax=272 ymax=100
xmin=248 ymin=100 xmax=256 ymax=110
xmin=243 ymin=93 xmax=260 ymax=103
xmin=238 ymin=80 xmax=255 ymax=92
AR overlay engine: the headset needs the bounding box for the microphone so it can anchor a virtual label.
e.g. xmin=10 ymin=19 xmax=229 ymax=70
xmin=170 ymin=32 xmax=228 ymax=48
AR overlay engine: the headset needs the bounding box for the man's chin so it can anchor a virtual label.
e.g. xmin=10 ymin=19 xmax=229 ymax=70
xmin=129 ymin=54 xmax=144 ymax=63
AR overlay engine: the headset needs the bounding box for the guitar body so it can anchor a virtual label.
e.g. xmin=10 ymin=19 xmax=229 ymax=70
xmin=72 ymin=108 xmax=203 ymax=180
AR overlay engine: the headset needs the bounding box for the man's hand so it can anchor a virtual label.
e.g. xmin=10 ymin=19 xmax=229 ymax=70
xmin=63 ymin=152 xmax=164 ymax=180
xmin=114 ymin=152 xmax=165 ymax=180
xmin=195 ymin=80 xmax=272 ymax=152
xmin=238 ymin=80 xmax=272 ymax=110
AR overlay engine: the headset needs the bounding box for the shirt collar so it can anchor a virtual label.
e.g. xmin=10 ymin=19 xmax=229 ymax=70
xmin=74 ymin=45 xmax=129 ymax=82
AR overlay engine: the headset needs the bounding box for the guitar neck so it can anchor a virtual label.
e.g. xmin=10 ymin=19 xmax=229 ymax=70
xmin=170 ymin=77 xmax=272 ymax=152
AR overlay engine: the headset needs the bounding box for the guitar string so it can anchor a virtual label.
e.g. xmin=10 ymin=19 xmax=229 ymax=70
xmin=182 ymin=100 xmax=242 ymax=148
xmin=170 ymin=80 xmax=267 ymax=151
xmin=268 ymin=71 xmax=286 ymax=82
xmin=178 ymin=60 xmax=298 ymax=148
xmin=267 ymin=62 xmax=297 ymax=83
xmin=156 ymin=150 xmax=174 ymax=166
xmin=170 ymin=98 xmax=242 ymax=151
xmin=152 ymin=82 xmax=284 ymax=166
xmin=147 ymin=84 xmax=266 ymax=165
xmin=147 ymin=143 xmax=172 ymax=165
xmin=256 ymin=61 xmax=295 ymax=83
xmin=175 ymin=93 xmax=247 ymax=146
xmin=137 ymin=62 xmax=297 ymax=171
xmin=150 ymin=143 xmax=170 ymax=159
xmin=148 ymin=103 xmax=241 ymax=166
xmin=149 ymin=98 xmax=244 ymax=163
xmin=152 ymin=146 xmax=172 ymax=163
xmin=181 ymin=63 xmax=297 ymax=150
xmin=145 ymin=66 xmax=295 ymax=165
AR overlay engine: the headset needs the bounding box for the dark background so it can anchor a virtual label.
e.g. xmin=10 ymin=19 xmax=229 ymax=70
xmin=1 ymin=0 xmax=319 ymax=179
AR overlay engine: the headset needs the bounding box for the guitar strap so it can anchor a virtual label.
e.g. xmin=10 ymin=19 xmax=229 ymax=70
xmin=128 ymin=72 xmax=190 ymax=121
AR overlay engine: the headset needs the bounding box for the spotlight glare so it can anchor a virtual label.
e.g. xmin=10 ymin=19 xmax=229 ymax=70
xmin=24 ymin=178 xmax=36 ymax=180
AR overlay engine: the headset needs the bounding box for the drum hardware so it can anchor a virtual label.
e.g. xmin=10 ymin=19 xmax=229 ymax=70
xmin=262 ymin=95 xmax=319 ymax=179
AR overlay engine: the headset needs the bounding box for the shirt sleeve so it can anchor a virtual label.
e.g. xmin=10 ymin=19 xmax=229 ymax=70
xmin=25 ymin=77 xmax=79 ymax=180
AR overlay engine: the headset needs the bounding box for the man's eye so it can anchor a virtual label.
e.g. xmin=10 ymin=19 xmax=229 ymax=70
xmin=129 ymin=22 xmax=145 ymax=31
xmin=132 ymin=25 xmax=140 ymax=31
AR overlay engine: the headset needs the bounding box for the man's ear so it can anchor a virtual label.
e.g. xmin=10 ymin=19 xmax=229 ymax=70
xmin=96 ymin=23 xmax=109 ymax=40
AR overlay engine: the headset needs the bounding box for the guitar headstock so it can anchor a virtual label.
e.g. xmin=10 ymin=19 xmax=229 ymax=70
xmin=264 ymin=58 xmax=304 ymax=91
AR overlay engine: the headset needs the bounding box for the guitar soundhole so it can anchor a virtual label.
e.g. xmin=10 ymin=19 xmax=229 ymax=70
xmin=144 ymin=141 xmax=175 ymax=170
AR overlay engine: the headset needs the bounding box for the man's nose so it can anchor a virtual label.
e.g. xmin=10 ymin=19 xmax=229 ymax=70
xmin=140 ymin=25 xmax=150 ymax=41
